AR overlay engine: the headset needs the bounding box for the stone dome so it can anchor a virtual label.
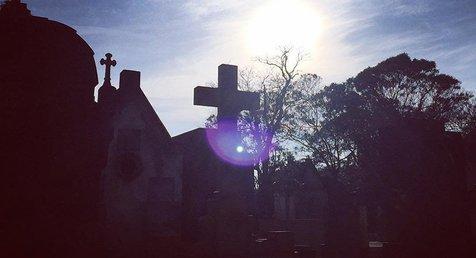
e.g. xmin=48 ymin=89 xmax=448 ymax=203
xmin=0 ymin=0 xmax=98 ymax=106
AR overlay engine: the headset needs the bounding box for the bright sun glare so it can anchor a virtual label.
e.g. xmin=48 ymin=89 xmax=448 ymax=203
xmin=236 ymin=146 xmax=244 ymax=153
xmin=246 ymin=0 xmax=322 ymax=55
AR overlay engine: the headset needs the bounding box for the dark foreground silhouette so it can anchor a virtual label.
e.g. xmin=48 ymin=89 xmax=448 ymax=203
xmin=0 ymin=1 xmax=474 ymax=258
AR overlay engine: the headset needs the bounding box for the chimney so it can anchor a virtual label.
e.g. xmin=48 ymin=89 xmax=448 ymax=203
xmin=119 ymin=70 xmax=141 ymax=92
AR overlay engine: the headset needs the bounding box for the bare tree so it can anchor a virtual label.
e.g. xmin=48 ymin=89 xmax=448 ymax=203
xmin=242 ymin=47 xmax=315 ymax=216
xmin=204 ymin=47 xmax=322 ymax=216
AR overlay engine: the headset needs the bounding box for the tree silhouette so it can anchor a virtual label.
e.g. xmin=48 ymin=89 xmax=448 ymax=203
xmin=353 ymin=53 xmax=472 ymax=129
xmin=303 ymin=53 xmax=474 ymax=175
xmin=314 ymin=53 xmax=474 ymax=257
xmin=205 ymin=47 xmax=317 ymax=217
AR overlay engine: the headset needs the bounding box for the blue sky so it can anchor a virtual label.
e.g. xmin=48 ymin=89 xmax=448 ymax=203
xmin=23 ymin=0 xmax=476 ymax=136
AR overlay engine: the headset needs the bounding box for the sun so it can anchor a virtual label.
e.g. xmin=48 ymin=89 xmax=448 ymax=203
xmin=246 ymin=0 xmax=322 ymax=55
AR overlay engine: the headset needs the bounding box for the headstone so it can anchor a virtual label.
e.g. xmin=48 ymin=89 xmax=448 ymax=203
xmin=252 ymin=231 xmax=302 ymax=258
xmin=193 ymin=64 xmax=259 ymax=205
xmin=194 ymin=64 xmax=259 ymax=130
xmin=174 ymin=64 xmax=260 ymax=256
xmin=293 ymin=245 xmax=316 ymax=258
xmin=200 ymin=191 xmax=255 ymax=257
xmin=358 ymin=205 xmax=369 ymax=253
xmin=265 ymin=231 xmax=295 ymax=257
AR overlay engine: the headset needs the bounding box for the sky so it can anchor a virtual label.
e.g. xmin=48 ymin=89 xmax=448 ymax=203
xmin=23 ymin=0 xmax=476 ymax=136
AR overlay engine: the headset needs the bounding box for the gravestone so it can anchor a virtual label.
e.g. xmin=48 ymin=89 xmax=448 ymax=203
xmin=194 ymin=64 xmax=259 ymax=130
xmin=174 ymin=64 xmax=259 ymax=255
xmin=194 ymin=64 xmax=259 ymax=198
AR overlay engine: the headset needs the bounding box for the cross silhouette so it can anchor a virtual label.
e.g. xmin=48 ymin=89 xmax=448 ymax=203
xmin=194 ymin=64 xmax=260 ymax=131
xmin=100 ymin=53 xmax=117 ymax=86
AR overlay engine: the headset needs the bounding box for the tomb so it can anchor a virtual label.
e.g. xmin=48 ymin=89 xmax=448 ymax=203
xmin=98 ymin=56 xmax=182 ymax=256
xmin=173 ymin=64 xmax=260 ymax=256
xmin=0 ymin=1 xmax=109 ymax=256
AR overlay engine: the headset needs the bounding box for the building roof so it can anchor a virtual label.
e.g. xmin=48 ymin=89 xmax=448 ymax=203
xmin=0 ymin=0 xmax=98 ymax=94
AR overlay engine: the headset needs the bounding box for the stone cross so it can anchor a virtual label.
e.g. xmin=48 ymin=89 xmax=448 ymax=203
xmin=194 ymin=64 xmax=260 ymax=131
xmin=100 ymin=53 xmax=117 ymax=86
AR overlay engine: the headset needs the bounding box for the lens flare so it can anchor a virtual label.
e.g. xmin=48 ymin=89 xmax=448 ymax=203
xmin=236 ymin=146 xmax=244 ymax=153
xmin=205 ymin=120 xmax=270 ymax=167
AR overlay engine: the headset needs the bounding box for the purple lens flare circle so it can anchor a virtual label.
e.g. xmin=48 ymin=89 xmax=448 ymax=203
xmin=205 ymin=120 xmax=271 ymax=167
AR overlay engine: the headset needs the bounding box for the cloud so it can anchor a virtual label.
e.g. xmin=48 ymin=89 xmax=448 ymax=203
xmin=39 ymin=0 xmax=475 ymax=135
xmin=300 ymin=0 xmax=476 ymax=88
xmin=390 ymin=0 xmax=431 ymax=16
xmin=182 ymin=0 xmax=245 ymax=19
xmin=144 ymin=0 xmax=476 ymax=135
